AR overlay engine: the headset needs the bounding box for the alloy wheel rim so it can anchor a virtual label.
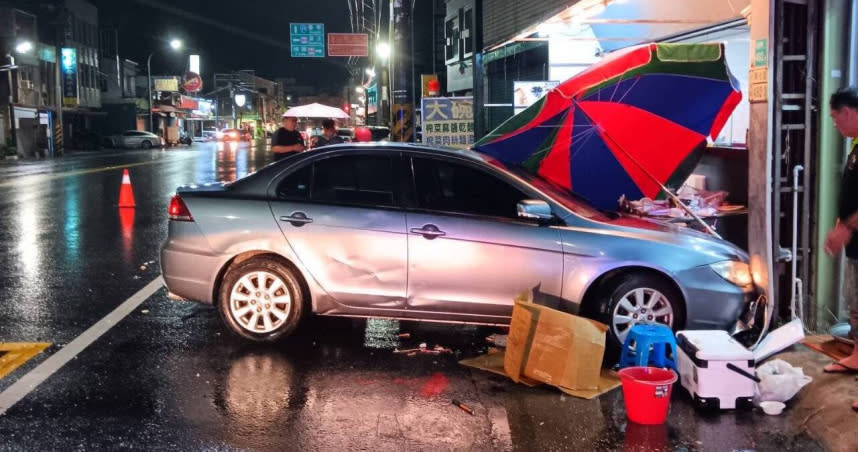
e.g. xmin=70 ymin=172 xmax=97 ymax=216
xmin=611 ymin=287 xmax=674 ymax=343
xmin=230 ymin=271 xmax=292 ymax=334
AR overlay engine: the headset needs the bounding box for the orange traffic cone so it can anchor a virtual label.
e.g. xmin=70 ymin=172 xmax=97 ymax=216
xmin=118 ymin=168 xmax=136 ymax=208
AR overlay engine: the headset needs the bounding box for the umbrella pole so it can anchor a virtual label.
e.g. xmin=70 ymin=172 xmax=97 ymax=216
xmin=578 ymin=106 xmax=723 ymax=239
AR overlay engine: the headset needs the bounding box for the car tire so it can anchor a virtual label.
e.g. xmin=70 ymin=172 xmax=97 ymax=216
xmin=218 ymin=257 xmax=306 ymax=342
xmin=141 ymin=140 xmax=152 ymax=149
xmin=589 ymin=273 xmax=685 ymax=350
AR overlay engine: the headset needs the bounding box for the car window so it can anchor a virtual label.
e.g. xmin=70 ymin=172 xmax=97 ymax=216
xmin=276 ymin=164 xmax=312 ymax=201
xmin=311 ymin=155 xmax=396 ymax=207
xmin=411 ymin=157 xmax=527 ymax=219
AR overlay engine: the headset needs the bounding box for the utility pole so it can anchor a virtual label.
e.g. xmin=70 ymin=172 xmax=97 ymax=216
xmin=391 ymin=0 xmax=414 ymax=142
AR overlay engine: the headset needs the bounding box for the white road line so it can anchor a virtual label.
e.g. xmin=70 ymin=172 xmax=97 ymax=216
xmin=0 ymin=277 xmax=164 ymax=416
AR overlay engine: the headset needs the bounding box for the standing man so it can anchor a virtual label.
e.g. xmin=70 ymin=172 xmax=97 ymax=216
xmin=822 ymin=86 xmax=858 ymax=412
xmin=310 ymin=119 xmax=344 ymax=149
xmin=271 ymin=115 xmax=305 ymax=160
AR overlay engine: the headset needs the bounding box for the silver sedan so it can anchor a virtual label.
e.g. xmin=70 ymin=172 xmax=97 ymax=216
xmin=160 ymin=144 xmax=756 ymax=346
xmin=118 ymin=130 xmax=164 ymax=149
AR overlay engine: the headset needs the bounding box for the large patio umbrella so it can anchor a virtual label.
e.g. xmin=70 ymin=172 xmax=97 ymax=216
xmin=474 ymin=42 xmax=742 ymax=214
xmin=283 ymin=103 xmax=350 ymax=119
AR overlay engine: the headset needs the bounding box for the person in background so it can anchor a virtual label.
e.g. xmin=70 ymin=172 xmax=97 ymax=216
xmin=271 ymin=115 xmax=305 ymax=161
xmin=821 ymin=86 xmax=858 ymax=413
xmin=310 ymin=119 xmax=344 ymax=149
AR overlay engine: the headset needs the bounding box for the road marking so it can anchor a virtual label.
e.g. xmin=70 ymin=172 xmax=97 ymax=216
xmin=0 ymin=154 xmax=197 ymax=188
xmin=0 ymin=343 xmax=51 ymax=380
xmin=0 ymin=277 xmax=164 ymax=416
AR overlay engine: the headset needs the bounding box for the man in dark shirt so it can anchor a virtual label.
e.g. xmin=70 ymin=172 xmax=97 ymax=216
xmin=822 ymin=87 xmax=858 ymax=410
xmin=271 ymin=115 xmax=305 ymax=160
xmin=310 ymin=119 xmax=344 ymax=149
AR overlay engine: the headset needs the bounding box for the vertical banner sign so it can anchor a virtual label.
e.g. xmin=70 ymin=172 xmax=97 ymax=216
xmin=421 ymin=97 xmax=474 ymax=149
xmin=290 ymin=23 xmax=325 ymax=58
xmin=391 ymin=103 xmax=414 ymax=142
xmin=366 ymin=83 xmax=378 ymax=115
xmin=61 ymin=48 xmax=78 ymax=106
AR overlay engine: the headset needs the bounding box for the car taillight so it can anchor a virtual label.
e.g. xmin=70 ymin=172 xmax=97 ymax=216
xmin=168 ymin=195 xmax=193 ymax=221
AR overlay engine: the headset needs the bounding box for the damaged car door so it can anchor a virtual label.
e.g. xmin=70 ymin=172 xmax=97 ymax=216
xmin=404 ymin=155 xmax=564 ymax=321
xmin=269 ymin=151 xmax=408 ymax=310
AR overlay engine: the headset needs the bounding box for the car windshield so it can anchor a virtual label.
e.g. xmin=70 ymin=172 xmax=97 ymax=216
xmin=479 ymin=155 xmax=617 ymax=222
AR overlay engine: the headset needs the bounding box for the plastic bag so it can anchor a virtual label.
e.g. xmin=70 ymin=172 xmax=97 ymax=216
xmin=755 ymin=359 xmax=812 ymax=403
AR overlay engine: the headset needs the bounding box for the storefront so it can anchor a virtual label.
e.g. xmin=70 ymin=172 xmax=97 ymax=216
xmin=475 ymin=0 xmax=858 ymax=332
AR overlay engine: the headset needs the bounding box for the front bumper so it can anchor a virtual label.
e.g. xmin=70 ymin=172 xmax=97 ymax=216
xmin=675 ymin=265 xmax=757 ymax=331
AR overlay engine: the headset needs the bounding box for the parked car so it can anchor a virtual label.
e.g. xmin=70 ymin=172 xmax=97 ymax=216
xmin=117 ymin=130 xmax=164 ymax=149
xmin=161 ymin=144 xmax=756 ymax=347
xmin=217 ymin=128 xmax=251 ymax=142
xmin=194 ymin=130 xmax=218 ymax=142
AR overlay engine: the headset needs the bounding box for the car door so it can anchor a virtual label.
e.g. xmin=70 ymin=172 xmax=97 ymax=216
xmin=404 ymin=155 xmax=564 ymax=319
xmin=268 ymin=151 xmax=409 ymax=310
xmin=121 ymin=131 xmax=135 ymax=148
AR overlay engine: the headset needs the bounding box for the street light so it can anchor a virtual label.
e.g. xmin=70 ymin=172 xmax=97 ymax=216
xmin=147 ymin=39 xmax=184 ymax=133
xmin=376 ymin=42 xmax=391 ymax=60
xmin=355 ymin=86 xmax=364 ymax=93
xmin=234 ymin=94 xmax=246 ymax=108
xmin=14 ymin=41 xmax=33 ymax=54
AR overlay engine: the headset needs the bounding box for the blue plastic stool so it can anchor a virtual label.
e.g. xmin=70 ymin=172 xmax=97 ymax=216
xmin=618 ymin=324 xmax=678 ymax=370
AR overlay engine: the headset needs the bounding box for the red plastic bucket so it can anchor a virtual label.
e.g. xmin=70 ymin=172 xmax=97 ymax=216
xmin=618 ymin=366 xmax=678 ymax=425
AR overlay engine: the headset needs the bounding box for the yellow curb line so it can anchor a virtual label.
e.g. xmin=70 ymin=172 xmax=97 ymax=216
xmin=0 ymin=343 xmax=51 ymax=380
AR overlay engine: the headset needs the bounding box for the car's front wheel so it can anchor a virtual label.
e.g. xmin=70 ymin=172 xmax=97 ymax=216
xmin=590 ymin=273 xmax=685 ymax=350
xmin=141 ymin=140 xmax=152 ymax=149
xmin=218 ymin=257 xmax=305 ymax=342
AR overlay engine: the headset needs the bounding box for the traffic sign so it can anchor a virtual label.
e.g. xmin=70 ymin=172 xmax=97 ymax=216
xmin=328 ymin=33 xmax=369 ymax=57
xmin=290 ymin=23 xmax=325 ymax=58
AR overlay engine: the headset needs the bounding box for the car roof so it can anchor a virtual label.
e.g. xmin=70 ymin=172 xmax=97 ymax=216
xmin=227 ymin=142 xmax=487 ymax=195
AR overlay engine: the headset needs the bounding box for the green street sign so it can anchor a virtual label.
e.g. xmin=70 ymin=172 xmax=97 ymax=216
xmin=754 ymin=39 xmax=768 ymax=67
xmin=290 ymin=23 xmax=325 ymax=58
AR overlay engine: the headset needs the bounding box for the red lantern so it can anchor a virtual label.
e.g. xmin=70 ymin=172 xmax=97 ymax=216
xmin=354 ymin=127 xmax=372 ymax=142
xmin=427 ymin=79 xmax=441 ymax=97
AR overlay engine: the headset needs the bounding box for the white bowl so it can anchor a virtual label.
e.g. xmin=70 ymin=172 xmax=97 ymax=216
xmin=760 ymin=401 xmax=785 ymax=415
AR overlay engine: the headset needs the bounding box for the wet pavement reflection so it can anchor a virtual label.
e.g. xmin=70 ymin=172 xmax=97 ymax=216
xmin=0 ymin=143 xmax=827 ymax=451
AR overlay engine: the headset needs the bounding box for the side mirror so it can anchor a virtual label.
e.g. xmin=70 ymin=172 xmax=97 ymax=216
xmin=517 ymin=199 xmax=553 ymax=221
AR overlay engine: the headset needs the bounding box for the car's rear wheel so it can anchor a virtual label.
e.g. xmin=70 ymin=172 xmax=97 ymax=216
xmin=218 ymin=257 xmax=305 ymax=342
xmin=589 ymin=273 xmax=685 ymax=350
xmin=141 ymin=140 xmax=152 ymax=149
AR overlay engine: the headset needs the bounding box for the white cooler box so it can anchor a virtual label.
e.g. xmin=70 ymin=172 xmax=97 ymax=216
xmin=676 ymin=330 xmax=756 ymax=410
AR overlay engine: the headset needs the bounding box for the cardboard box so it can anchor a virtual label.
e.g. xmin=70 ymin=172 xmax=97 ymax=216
xmin=504 ymin=297 xmax=608 ymax=392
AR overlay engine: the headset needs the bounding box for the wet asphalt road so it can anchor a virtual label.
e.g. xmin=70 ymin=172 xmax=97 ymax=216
xmin=0 ymin=142 xmax=825 ymax=451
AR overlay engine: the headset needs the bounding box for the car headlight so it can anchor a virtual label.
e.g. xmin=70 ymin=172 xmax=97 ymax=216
xmin=710 ymin=260 xmax=753 ymax=287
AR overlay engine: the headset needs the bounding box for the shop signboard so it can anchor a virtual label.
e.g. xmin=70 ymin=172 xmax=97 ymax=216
xmin=182 ymin=71 xmax=203 ymax=93
xmin=749 ymin=67 xmax=767 ymax=103
xmin=38 ymin=44 xmax=55 ymax=63
xmin=421 ymin=97 xmax=474 ymax=148
xmin=154 ymin=77 xmax=179 ymax=92
xmin=753 ymin=39 xmax=768 ymax=67
xmin=514 ymin=81 xmax=559 ymax=114
xmin=327 ymin=33 xmax=368 ymax=57
xmin=366 ymin=83 xmax=378 ymax=115
xmin=61 ymin=48 xmax=78 ymax=106
xmin=290 ymin=23 xmax=325 ymax=58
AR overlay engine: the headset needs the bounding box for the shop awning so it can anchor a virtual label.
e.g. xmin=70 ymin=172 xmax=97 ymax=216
xmin=492 ymin=0 xmax=750 ymax=52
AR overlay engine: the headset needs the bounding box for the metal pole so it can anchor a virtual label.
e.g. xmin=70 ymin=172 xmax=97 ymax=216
xmin=147 ymin=52 xmax=154 ymax=133
xmin=472 ymin=0 xmax=485 ymax=141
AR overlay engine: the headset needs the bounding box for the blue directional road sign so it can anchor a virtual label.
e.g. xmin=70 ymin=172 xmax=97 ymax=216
xmin=290 ymin=23 xmax=325 ymax=58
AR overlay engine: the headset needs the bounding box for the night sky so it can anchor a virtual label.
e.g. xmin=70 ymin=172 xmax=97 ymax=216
xmin=92 ymin=0 xmax=357 ymax=94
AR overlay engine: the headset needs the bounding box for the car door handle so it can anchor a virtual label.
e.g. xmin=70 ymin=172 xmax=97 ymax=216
xmin=410 ymin=225 xmax=446 ymax=239
xmin=280 ymin=212 xmax=313 ymax=226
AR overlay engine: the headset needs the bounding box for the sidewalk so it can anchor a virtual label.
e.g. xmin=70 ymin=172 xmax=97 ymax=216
xmin=777 ymin=343 xmax=857 ymax=452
